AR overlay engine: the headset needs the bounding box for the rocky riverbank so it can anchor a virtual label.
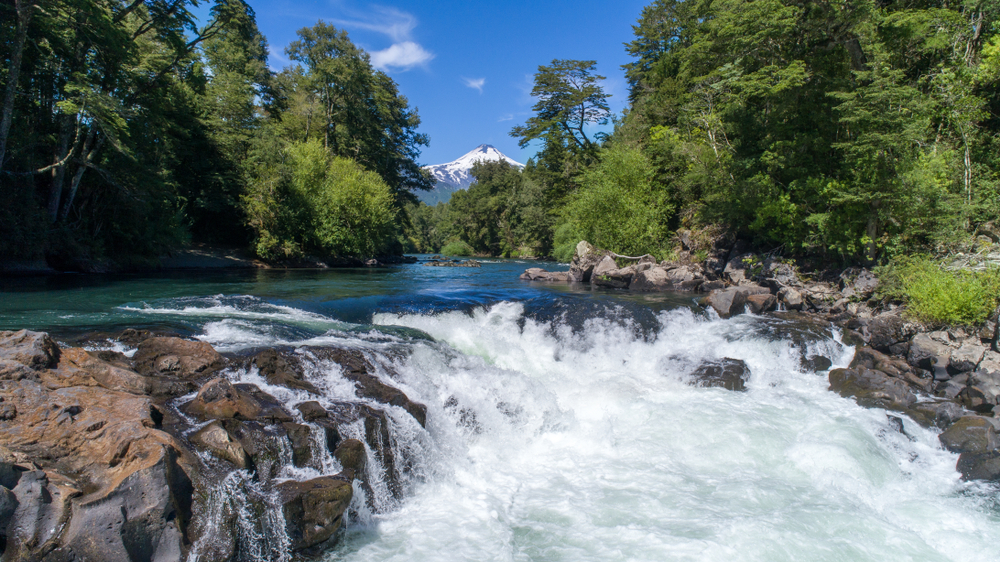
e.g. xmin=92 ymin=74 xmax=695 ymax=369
xmin=523 ymin=240 xmax=1000 ymax=484
xmin=0 ymin=329 xmax=426 ymax=561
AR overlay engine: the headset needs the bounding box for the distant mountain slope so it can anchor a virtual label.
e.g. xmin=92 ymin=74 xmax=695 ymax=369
xmin=419 ymin=145 xmax=524 ymax=205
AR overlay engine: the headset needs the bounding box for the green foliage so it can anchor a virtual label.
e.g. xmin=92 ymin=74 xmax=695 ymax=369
xmin=440 ymin=240 xmax=474 ymax=257
xmin=876 ymin=256 xmax=1000 ymax=326
xmin=243 ymin=140 xmax=396 ymax=259
xmin=564 ymin=145 xmax=673 ymax=257
xmin=551 ymin=222 xmax=581 ymax=263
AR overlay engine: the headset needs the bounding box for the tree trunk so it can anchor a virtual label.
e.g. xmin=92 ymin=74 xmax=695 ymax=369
xmin=48 ymin=115 xmax=73 ymax=222
xmin=59 ymin=129 xmax=102 ymax=222
xmin=0 ymin=0 xmax=35 ymax=174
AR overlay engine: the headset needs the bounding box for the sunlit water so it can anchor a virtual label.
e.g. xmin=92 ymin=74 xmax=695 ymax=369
xmin=2 ymin=258 xmax=999 ymax=561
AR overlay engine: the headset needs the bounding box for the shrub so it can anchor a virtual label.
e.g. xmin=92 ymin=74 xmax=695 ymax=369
xmin=564 ymin=145 xmax=673 ymax=257
xmin=441 ymin=240 xmax=474 ymax=256
xmin=877 ymin=255 xmax=1000 ymax=326
xmin=551 ymin=222 xmax=580 ymax=263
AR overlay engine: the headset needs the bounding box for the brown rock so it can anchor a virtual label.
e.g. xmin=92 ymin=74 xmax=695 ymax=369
xmin=297 ymin=401 xmax=329 ymax=421
xmin=333 ymin=438 xmax=366 ymax=480
xmin=828 ymin=367 xmax=917 ymax=411
xmin=191 ymin=420 xmax=250 ymax=468
xmin=702 ymin=285 xmax=771 ymax=318
xmin=185 ymin=378 xmax=292 ymax=422
xmin=251 ymin=349 xmax=320 ymax=395
xmin=283 ymin=422 xmax=314 ymax=468
xmin=276 ymin=477 xmax=353 ymax=551
xmin=0 ymin=330 xmax=60 ymax=370
xmin=746 ymin=293 xmax=777 ymax=314
xmin=131 ymin=336 xmax=225 ymax=379
xmin=592 ymin=265 xmax=635 ymax=289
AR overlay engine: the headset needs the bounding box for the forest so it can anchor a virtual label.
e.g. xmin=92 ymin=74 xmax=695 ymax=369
xmin=1 ymin=0 xmax=999 ymax=268
xmin=411 ymin=0 xmax=1000 ymax=266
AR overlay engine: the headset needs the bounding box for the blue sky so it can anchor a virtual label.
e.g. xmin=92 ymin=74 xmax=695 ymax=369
xmin=240 ymin=0 xmax=651 ymax=165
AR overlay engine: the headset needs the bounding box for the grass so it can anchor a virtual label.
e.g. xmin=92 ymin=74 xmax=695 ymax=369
xmin=876 ymin=255 xmax=1000 ymax=326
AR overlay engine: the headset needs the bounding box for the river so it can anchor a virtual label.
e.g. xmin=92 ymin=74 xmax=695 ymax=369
xmin=2 ymin=258 xmax=999 ymax=561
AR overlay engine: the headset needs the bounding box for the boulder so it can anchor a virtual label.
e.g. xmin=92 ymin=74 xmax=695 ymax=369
xmin=276 ymin=477 xmax=353 ymax=552
xmin=956 ymin=451 xmax=1000 ymax=481
xmin=761 ymin=258 xmax=799 ymax=288
xmin=939 ymin=416 xmax=998 ymax=454
xmin=688 ymin=358 xmax=750 ymax=391
xmin=283 ymin=422 xmax=314 ymax=468
xmin=698 ymin=279 xmax=726 ymax=293
xmin=296 ymin=401 xmax=329 ymax=422
xmin=629 ymin=265 xmax=704 ymax=292
xmin=849 ymin=347 xmax=932 ymax=392
xmin=828 ymin=367 xmax=917 ymax=411
xmin=907 ymin=333 xmax=953 ymax=380
xmin=778 ymin=287 xmax=804 ymax=311
xmin=568 ymin=242 xmax=608 ymax=283
xmin=593 ymin=266 xmax=635 ymax=289
xmin=520 ymin=268 xmax=571 ymax=282
xmin=950 ymin=342 xmax=987 ymax=375
xmin=0 ymin=330 xmax=60 ymax=370
xmin=862 ymin=313 xmax=916 ymax=354
xmin=333 ymin=438 xmax=366 ymax=480
xmin=185 ymin=378 xmax=291 ymax=422
xmin=702 ymin=285 xmax=771 ymax=318
xmin=909 ymin=400 xmax=965 ymax=429
xmin=592 ymin=255 xmax=618 ymax=278
xmin=131 ymin=337 xmax=224 ymax=379
xmin=0 ymin=379 xmax=193 ymax=562
xmin=746 ymin=293 xmax=777 ymax=314
xmin=190 ymin=420 xmax=250 ymax=469
xmin=250 ymin=349 xmax=320 ymax=395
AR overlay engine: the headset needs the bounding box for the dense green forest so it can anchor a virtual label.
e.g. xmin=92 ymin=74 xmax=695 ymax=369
xmin=0 ymin=0 xmax=430 ymax=267
xmin=410 ymin=0 xmax=1000 ymax=265
xmin=2 ymin=0 xmax=999 ymax=268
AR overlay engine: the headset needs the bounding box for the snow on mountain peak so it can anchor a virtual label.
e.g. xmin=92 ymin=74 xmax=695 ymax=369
xmin=418 ymin=145 xmax=525 ymax=205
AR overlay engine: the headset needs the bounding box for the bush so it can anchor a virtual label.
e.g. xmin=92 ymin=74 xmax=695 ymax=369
xmin=877 ymin=256 xmax=1000 ymax=326
xmin=551 ymin=222 xmax=579 ymax=263
xmin=564 ymin=145 xmax=674 ymax=257
xmin=441 ymin=240 xmax=474 ymax=256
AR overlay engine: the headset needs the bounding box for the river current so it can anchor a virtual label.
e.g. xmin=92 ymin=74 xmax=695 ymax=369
xmin=2 ymin=258 xmax=999 ymax=561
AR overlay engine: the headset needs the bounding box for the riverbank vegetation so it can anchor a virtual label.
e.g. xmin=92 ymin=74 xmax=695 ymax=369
xmin=407 ymin=0 xmax=1000 ymax=270
xmin=3 ymin=0 xmax=1000 ymax=275
xmin=0 ymin=0 xmax=429 ymax=268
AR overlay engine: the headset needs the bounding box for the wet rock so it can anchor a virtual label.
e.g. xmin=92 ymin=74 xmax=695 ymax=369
xmin=297 ymin=401 xmax=329 ymax=421
xmin=698 ymin=279 xmax=725 ymax=293
xmin=191 ymin=420 xmax=250 ymax=469
xmin=132 ymin=336 xmax=225 ymax=379
xmin=185 ymin=378 xmax=292 ymax=422
xmin=907 ymin=333 xmax=952 ymax=380
xmin=277 ymin=476 xmax=352 ymax=552
xmin=520 ymin=268 xmax=571 ymax=282
xmin=251 ymin=349 xmax=320 ymax=395
xmin=592 ymin=255 xmax=618 ymax=278
xmin=778 ymin=287 xmax=804 ymax=311
xmin=849 ymin=347 xmax=932 ymax=392
xmin=688 ymin=358 xmax=750 ymax=391
xmin=910 ymin=400 xmax=965 ymax=429
xmin=802 ymin=355 xmax=833 ymax=372
xmin=957 ymin=451 xmax=1000 ymax=481
xmin=0 ymin=484 xmax=15 ymax=546
xmin=283 ymin=422 xmax=314 ymax=468
xmin=333 ymin=438 xmax=366 ymax=480
xmin=0 ymin=330 xmax=60 ymax=371
xmin=828 ymin=367 xmax=917 ymax=411
xmin=939 ymin=416 xmax=998 ymax=454
xmin=702 ymin=285 xmax=771 ymax=318
xmin=958 ymin=370 xmax=1000 ymax=413
xmin=746 ymin=293 xmax=777 ymax=314
xmin=307 ymin=348 xmax=427 ymax=427
xmin=220 ymin=420 xmax=290 ymax=481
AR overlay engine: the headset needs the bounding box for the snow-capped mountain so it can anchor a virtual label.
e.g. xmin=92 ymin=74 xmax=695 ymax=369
xmin=419 ymin=144 xmax=524 ymax=205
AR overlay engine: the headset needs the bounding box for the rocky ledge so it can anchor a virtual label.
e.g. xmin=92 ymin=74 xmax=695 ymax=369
xmin=523 ymin=238 xmax=1000 ymax=485
xmin=0 ymin=329 xmax=426 ymax=561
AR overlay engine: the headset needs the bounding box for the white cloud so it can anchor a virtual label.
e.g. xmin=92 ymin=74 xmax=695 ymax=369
xmin=463 ymin=77 xmax=486 ymax=94
xmin=370 ymin=41 xmax=434 ymax=71
xmin=329 ymin=6 xmax=416 ymax=42
xmin=267 ymin=46 xmax=290 ymax=67
xmin=497 ymin=114 xmax=514 ymax=122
